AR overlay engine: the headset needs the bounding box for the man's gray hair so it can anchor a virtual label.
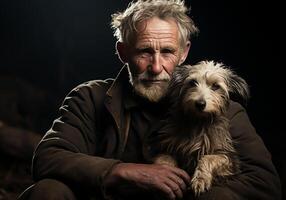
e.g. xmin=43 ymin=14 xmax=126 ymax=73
xmin=111 ymin=0 xmax=199 ymax=47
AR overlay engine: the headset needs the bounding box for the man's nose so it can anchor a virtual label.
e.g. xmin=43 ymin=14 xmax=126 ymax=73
xmin=148 ymin=54 xmax=163 ymax=75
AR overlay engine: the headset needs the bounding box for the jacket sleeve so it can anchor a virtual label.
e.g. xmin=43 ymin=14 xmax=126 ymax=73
xmin=32 ymin=81 xmax=121 ymax=190
xmin=197 ymin=101 xmax=282 ymax=200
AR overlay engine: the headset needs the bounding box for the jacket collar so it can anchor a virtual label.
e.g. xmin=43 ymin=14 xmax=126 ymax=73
xmin=106 ymin=64 xmax=130 ymax=98
xmin=104 ymin=65 xmax=132 ymax=156
xmin=106 ymin=65 xmax=140 ymax=110
xmin=104 ymin=65 xmax=132 ymax=131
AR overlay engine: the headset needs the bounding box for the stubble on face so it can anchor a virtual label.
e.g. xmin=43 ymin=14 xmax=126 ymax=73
xmin=128 ymin=68 xmax=171 ymax=102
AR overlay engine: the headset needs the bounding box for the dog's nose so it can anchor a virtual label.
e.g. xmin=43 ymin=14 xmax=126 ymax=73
xmin=195 ymin=99 xmax=206 ymax=111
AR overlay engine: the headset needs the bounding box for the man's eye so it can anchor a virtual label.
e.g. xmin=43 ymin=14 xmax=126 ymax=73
xmin=138 ymin=48 xmax=152 ymax=54
xmin=161 ymin=49 xmax=174 ymax=54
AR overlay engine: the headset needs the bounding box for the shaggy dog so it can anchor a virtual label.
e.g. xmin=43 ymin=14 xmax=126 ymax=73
xmin=149 ymin=60 xmax=249 ymax=195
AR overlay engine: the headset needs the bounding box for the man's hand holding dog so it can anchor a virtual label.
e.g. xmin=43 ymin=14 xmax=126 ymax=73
xmin=104 ymin=163 xmax=191 ymax=199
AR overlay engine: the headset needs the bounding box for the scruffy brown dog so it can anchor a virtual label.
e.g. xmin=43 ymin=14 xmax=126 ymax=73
xmin=150 ymin=60 xmax=249 ymax=195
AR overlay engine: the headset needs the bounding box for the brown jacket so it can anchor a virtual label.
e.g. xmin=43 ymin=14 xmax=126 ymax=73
xmin=32 ymin=66 xmax=281 ymax=199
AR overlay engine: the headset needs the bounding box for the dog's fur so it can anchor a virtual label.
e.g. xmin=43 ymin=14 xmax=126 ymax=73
xmin=151 ymin=60 xmax=249 ymax=195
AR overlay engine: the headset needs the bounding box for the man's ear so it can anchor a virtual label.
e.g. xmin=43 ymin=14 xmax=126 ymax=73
xmin=116 ymin=41 xmax=128 ymax=64
xmin=179 ymin=41 xmax=191 ymax=65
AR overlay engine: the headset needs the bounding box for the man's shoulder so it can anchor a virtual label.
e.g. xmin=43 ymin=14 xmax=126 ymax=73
xmin=71 ymin=78 xmax=114 ymax=95
xmin=63 ymin=78 xmax=115 ymax=107
xmin=77 ymin=78 xmax=114 ymax=90
xmin=226 ymin=100 xmax=246 ymax=120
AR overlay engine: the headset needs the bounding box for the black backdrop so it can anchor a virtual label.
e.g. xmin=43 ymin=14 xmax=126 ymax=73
xmin=0 ymin=0 xmax=284 ymax=195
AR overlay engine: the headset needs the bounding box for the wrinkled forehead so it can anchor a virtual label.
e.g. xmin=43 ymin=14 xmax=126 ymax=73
xmin=134 ymin=17 xmax=180 ymax=40
xmin=136 ymin=17 xmax=179 ymax=29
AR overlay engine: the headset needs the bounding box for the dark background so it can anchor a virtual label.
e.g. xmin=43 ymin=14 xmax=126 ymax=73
xmin=0 ymin=0 xmax=284 ymax=198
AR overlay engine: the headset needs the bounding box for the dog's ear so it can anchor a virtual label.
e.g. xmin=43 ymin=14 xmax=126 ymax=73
xmin=228 ymin=73 xmax=250 ymax=107
xmin=167 ymin=65 xmax=190 ymax=102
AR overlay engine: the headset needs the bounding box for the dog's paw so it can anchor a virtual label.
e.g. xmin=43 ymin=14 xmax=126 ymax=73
xmin=191 ymin=171 xmax=212 ymax=195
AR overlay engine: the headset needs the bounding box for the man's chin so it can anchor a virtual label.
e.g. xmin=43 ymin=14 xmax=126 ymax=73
xmin=133 ymin=83 xmax=167 ymax=102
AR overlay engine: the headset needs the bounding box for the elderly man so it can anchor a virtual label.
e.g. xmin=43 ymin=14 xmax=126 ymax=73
xmin=19 ymin=0 xmax=281 ymax=199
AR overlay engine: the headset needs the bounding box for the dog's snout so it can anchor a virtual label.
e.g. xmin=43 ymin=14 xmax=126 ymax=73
xmin=195 ymin=99 xmax=206 ymax=111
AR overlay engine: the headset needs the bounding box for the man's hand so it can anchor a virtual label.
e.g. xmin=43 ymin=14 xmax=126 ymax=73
xmin=103 ymin=163 xmax=191 ymax=199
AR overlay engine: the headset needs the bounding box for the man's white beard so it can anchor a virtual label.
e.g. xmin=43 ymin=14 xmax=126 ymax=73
xmin=128 ymin=68 xmax=171 ymax=102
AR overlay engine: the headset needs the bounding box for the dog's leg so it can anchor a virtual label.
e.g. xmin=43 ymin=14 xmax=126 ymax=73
xmin=153 ymin=154 xmax=178 ymax=167
xmin=191 ymin=154 xmax=233 ymax=195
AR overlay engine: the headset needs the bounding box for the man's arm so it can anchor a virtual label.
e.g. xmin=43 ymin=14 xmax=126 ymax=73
xmin=197 ymin=101 xmax=282 ymax=200
xmin=32 ymin=81 xmax=121 ymax=190
xmin=32 ymin=81 xmax=191 ymax=200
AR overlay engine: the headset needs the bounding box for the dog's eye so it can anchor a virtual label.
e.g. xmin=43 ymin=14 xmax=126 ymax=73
xmin=211 ymin=83 xmax=220 ymax=90
xmin=188 ymin=79 xmax=197 ymax=87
